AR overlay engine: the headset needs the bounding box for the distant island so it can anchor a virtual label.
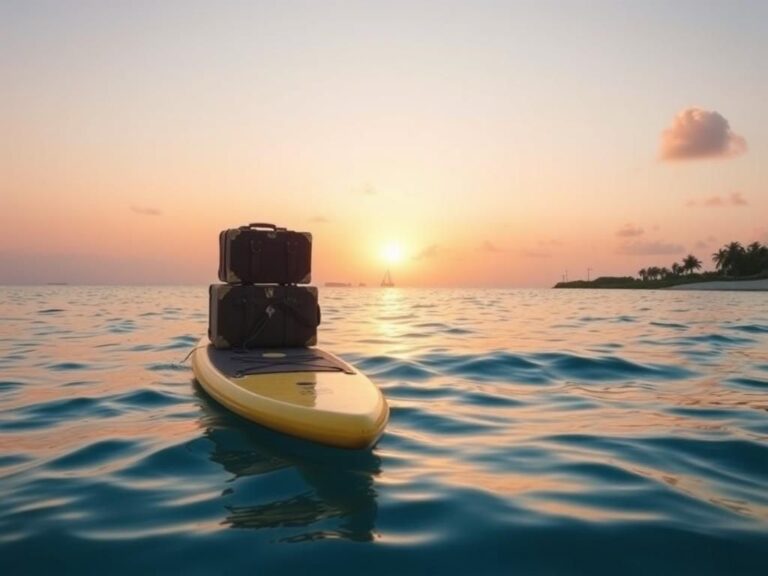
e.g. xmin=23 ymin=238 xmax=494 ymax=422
xmin=555 ymin=241 xmax=768 ymax=289
xmin=322 ymin=282 xmax=368 ymax=287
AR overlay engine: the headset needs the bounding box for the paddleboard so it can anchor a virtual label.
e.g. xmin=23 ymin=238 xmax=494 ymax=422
xmin=191 ymin=339 xmax=389 ymax=449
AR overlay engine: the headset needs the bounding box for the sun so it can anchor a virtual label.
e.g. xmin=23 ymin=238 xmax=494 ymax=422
xmin=381 ymin=242 xmax=404 ymax=265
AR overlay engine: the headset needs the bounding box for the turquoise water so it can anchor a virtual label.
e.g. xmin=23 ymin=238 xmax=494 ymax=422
xmin=1 ymin=286 xmax=767 ymax=574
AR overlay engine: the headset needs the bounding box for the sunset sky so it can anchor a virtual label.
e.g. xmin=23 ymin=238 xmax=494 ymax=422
xmin=2 ymin=0 xmax=766 ymax=286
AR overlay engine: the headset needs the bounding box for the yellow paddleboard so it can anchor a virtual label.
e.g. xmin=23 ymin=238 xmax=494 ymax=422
xmin=191 ymin=339 xmax=389 ymax=449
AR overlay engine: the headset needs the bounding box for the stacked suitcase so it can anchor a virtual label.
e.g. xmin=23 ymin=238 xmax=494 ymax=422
xmin=209 ymin=223 xmax=320 ymax=349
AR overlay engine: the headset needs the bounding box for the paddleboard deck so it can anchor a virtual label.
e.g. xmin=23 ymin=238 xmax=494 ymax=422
xmin=191 ymin=339 xmax=389 ymax=449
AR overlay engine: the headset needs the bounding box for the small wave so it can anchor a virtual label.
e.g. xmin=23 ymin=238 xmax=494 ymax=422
xmin=727 ymin=324 xmax=768 ymax=334
xmin=0 ymin=453 xmax=30 ymax=469
xmin=650 ymin=321 xmax=688 ymax=329
xmin=541 ymin=353 xmax=694 ymax=381
xmin=0 ymin=380 xmax=24 ymax=393
xmin=385 ymin=383 xmax=457 ymax=399
xmin=357 ymin=357 xmax=437 ymax=381
xmin=123 ymin=441 xmax=219 ymax=478
xmin=725 ymin=377 xmax=767 ymax=389
xmin=113 ymin=389 xmax=187 ymax=409
xmin=399 ymin=332 xmax=431 ymax=339
xmin=676 ymin=334 xmax=756 ymax=346
xmin=445 ymin=327 xmax=473 ymax=335
xmin=461 ymin=389 xmax=525 ymax=408
xmin=394 ymin=406 xmax=497 ymax=435
xmin=424 ymin=352 xmax=543 ymax=382
xmin=415 ymin=322 xmax=450 ymax=329
xmin=355 ymin=338 xmax=394 ymax=345
xmin=47 ymin=361 xmax=91 ymax=371
xmin=160 ymin=336 xmax=200 ymax=351
xmin=409 ymin=323 xmax=474 ymax=336
xmin=146 ymin=362 xmax=190 ymax=372
xmin=667 ymin=406 xmax=742 ymax=419
xmin=377 ymin=313 xmax=415 ymax=321
xmin=107 ymin=320 xmax=136 ymax=334
xmin=26 ymin=396 xmax=120 ymax=419
xmin=37 ymin=308 xmax=65 ymax=315
xmin=62 ymin=380 xmax=98 ymax=388
xmin=558 ymin=460 xmax=648 ymax=485
xmin=47 ymin=439 xmax=138 ymax=471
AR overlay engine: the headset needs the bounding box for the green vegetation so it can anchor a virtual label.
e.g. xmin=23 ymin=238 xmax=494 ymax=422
xmin=555 ymin=241 xmax=768 ymax=289
xmin=711 ymin=241 xmax=768 ymax=276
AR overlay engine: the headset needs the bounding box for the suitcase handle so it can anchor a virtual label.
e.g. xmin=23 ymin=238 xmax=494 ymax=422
xmin=243 ymin=222 xmax=288 ymax=232
xmin=245 ymin=222 xmax=277 ymax=230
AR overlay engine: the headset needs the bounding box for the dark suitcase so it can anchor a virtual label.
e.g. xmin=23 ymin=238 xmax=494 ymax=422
xmin=218 ymin=223 xmax=312 ymax=285
xmin=209 ymin=284 xmax=320 ymax=349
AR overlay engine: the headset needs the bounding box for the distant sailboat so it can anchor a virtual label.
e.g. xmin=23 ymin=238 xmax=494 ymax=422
xmin=381 ymin=269 xmax=394 ymax=287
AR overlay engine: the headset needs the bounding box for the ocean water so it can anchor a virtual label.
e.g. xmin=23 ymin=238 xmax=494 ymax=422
xmin=1 ymin=286 xmax=767 ymax=574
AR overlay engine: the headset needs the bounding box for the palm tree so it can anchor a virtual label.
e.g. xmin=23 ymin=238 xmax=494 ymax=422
xmin=712 ymin=247 xmax=728 ymax=273
xmin=724 ymin=242 xmax=745 ymax=276
xmin=682 ymin=254 xmax=702 ymax=275
xmin=638 ymin=268 xmax=647 ymax=281
xmin=671 ymin=262 xmax=683 ymax=276
xmin=744 ymin=242 xmax=768 ymax=275
xmin=659 ymin=267 xmax=670 ymax=279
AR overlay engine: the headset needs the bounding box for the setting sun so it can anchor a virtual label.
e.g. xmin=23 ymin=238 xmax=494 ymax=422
xmin=381 ymin=242 xmax=404 ymax=265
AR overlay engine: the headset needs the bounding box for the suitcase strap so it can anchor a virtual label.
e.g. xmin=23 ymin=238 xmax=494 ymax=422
xmin=240 ymin=295 xmax=318 ymax=348
xmin=218 ymin=348 xmax=355 ymax=378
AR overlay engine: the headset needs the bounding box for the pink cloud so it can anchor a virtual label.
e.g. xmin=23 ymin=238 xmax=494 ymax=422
xmin=660 ymin=108 xmax=746 ymax=161
xmin=478 ymin=240 xmax=504 ymax=253
xmin=413 ymin=244 xmax=441 ymax=260
xmin=616 ymin=224 xmax=644 ymax=238
xmin=730 ymin=192 xmax=748 ymax=205
xmin=689 ymin=192 xmax=748 ymax=207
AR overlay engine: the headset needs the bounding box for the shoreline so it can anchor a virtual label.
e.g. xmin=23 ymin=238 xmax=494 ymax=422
xmin=665 ymin=278 xmax=768 ymax=291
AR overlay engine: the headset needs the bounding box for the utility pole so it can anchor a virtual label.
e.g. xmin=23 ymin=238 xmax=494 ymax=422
xmin=587 ymin=267 xmax=592 ymax=281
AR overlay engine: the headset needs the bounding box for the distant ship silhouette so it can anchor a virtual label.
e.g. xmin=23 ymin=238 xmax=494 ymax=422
xmin=380 ymin=269 xmax=394 ymax=287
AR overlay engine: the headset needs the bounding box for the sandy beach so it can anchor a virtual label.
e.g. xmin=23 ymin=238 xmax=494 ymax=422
xmin=667 ymin=279 xmax=768 ymax=291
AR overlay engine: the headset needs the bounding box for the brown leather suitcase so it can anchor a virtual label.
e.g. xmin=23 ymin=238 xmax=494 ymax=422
xmin=208 ymin=284 xmax=320 ymax=349
xmin=218 ymin=223 xmax=312 ymax=285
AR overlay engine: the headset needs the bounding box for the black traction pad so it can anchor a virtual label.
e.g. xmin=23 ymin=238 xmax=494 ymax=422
xmin=208 ymin=346 xmax=356 ymax=378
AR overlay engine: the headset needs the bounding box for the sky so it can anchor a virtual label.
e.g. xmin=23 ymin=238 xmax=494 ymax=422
xmin=1 ymin=0 xmax=766 ymax=286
